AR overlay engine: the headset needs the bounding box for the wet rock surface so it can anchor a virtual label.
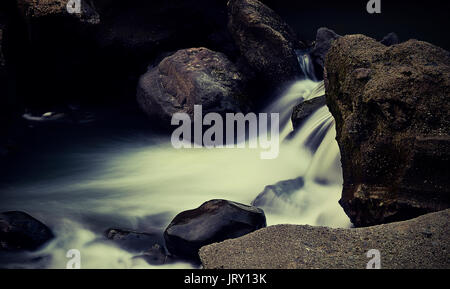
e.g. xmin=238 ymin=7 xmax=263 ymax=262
xmin=0 ymin=211 xmax=54 ymax=251
xmin=164 ymin=199 xmax=266 ymax=261
xmin=325 ymin=35 xmax=450 ymax=226
xmin=105 ymin=228 xmax=164 ymax=253
xmin=291 ymin=95 xmax=326 ymax=130
xmin=252 ymin=177 xmax=304 ymax=209
xmin=200 ymin=209 xmax=450 ymax=269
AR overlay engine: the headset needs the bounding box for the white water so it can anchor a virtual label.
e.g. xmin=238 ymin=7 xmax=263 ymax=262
xmin=0 ymin=55 xmax=350 ymax=269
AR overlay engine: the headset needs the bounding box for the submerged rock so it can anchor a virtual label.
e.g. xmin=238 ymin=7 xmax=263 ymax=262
xmin=227 ymin=0 xmax=303 ymax=86
xmin=200 ymin=209 xmax=450 ymax=269
xmin=105 ymin=228 xmax=164 ymax=253
xmin=164 ymin=199 xmax=266 ymax=261
xmin=291 ymin=95 xmax=326 ymax=130
xmin=252 ymin=177 xmax=304 ymax=209
xmin=0 ymin=211 xmax=54 ymax=251
xmin=105 ymin=228 xmax=173 ymax=265
xmin=325 ymin=35 xmax=450 ymax=227
xmin=133 ymin=244 xmax=172 ymax=266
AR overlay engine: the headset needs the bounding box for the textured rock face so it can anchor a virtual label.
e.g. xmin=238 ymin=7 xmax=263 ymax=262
xmin=164 ymin=199 xmax=266 ymax=261
xmin=227 ymin=0 xmax=302 ymax=86
xmin=325 ymin=35 xmax=450 ymax=227
xmin=137 ymin=47 xmax=247 ymax=123
xmin=200 ymin=209 xmax=450 ymax=269
xmin=0 ymin=211 xmax=54 ymax=251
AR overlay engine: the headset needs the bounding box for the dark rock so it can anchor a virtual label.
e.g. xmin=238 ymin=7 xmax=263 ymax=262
xmin=164 ymin=199 xmax=266 ymax=261
xmin=137 ymin=47 xmax=248 ymax=124
xmin=0 ymin=211 xmax=54 ymax=251
xmin=310 ymin=27 xmax=340 ymax=79
xmin=227 ymin=0 xmax=303 ymax=86
xmin=200 ymin=209 xmax=450 ymax=269
xmin=325 ymin=34 xmax=450 ymax=227
xmin=252 ymin=177 xmax=304 ymax=209
xmin=133 ymin=244 xmax=172 ymax=266
xmin=105 ymin=228 xmax=164 ymax=253
xmin=380 ymin=32 xmax=400 ymax=46
xmin=291 ymin=95 xmax=326 ymax=130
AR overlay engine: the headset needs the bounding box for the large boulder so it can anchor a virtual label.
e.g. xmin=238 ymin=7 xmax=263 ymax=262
xmin=200 ymin=209 xmax=450 ymax=269
xmin=310 ymin=27 xmax=340 ymax=79
xmin=137 ymin=47 xmax=248 ymax=124
xmin=164 ymin=199 xmax=266 ymax=261
xmin=0 ymin=211 xmax=54 ymax=251
xmin=227 ymin=0 xmax=303 ymax=86
xmin=325 ymin=35 xmax=450 ymax=227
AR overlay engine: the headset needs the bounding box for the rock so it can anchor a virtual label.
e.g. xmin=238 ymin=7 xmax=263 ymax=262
xmin=380 ymin=32 xmax=400 ymax=46
xmin=133 ymin=244 xmax=172 ymax=266
xmin=227 ymin=0 xmax=303 ymax=86
xmin=291 ymin=95 xmax=326 ymax=130
xmin=0 ymin=211 xmax=54 ymax=251
xmin=200 ymin=209 xmax=450 ymax=269
xmin=105 ymin=228 xmax=164 ymax=253
xmin=17 ymin=0 xmax=100 ymax=24
xmin=164 ymin=199 xmax=266 ymax=261
xmin=137 ymin=47 xmax=248 ymax=124
xmin=325 ymin=34 xmax=450 ymax=226
xmin=252 ymin=177 xmax=304 ymax=209
xmin=310 ymin=27 xmax=340 ymax=79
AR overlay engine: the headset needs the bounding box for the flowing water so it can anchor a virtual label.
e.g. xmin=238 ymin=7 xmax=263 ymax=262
xmin=0 ymin=53 xmax=350 ymax=269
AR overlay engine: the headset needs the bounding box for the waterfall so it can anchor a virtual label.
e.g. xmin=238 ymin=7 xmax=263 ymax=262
xmin=254 ymin=51 xmax=348 ymax=227
xmin=296 ymin=50 xmax=317 ymax=81
xmin=0 ymin=52 xmax=349 ymax=269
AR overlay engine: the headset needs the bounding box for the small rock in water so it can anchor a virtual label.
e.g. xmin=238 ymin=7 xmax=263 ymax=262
xmin=105 ymin=228 xmax=164 ymax=253
xmin=0 ymin=211 xmax=54 ymax=251
xmin=252 ymin=177 xmax=304 ymax=210
xmin=164 ymin=199 xmax=266 ymax=261
xmin=133 ymin=244 xmax=172 ymax=266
